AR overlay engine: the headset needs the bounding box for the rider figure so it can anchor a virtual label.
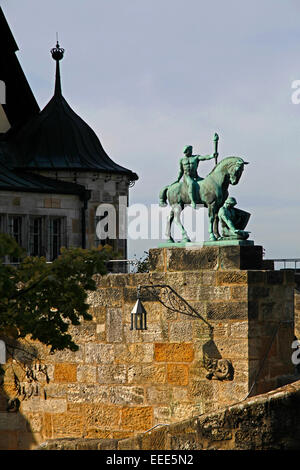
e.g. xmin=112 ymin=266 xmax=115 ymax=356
xmin=176 ymin=145 xmax=217 ymax=209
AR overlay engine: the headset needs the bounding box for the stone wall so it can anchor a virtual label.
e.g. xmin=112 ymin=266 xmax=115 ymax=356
xmin=117 ymin=378 xmax=300 ymax=450
xmin=37 ymin=379 xmax=300 ymax=450
xmin=0 ymin=246 xmax=295 ymax=449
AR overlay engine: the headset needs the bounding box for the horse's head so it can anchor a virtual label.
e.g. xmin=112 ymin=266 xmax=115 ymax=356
xmin=226 ymin=157 xmax=248 ymax=185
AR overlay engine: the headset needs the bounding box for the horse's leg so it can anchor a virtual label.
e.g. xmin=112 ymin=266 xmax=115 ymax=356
xmin=165 ymin=208 xmax=175 ymax=243
xmin=208 ymin=203 xmax=217 ymax=241
xmin=174 ymin=204 xmax=191 ymax=243
xmin=213 ymin=213 xmax=221 ymax=239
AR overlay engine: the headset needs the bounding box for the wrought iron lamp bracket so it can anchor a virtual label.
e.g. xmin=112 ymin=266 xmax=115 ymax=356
xmin=137 ymin=284 xmax=213 ymax=333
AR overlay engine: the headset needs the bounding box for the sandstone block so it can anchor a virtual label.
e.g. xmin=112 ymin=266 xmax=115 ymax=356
xmin=52 ymin=412 xmax=83 ymax=438
xmin=216 ymin=337 xmax=248 ymax=359
xmin=206 ymin=301 xmax=248 ymax=320
xmin=169 ymin=321 xmax=194 ymax=342
xmin=166 ymin=247 xmax=219 ymax=271
xmin=230 ymin=286 xmax=248 ymax=301
xmin=21 ymin=398 xmax=67 ymax=414
xmin=121 ymin=406 xmax=153 ymax=431
xmin=139 ymin=324 xmax=165 ymax=343
xmin=154 ymin=343 xmax=194 ymax=362
xmin=217 ymin=271 xmax=248 ymax=285
xmin=171 ymin=387 xmax=189 ymax=402
xmin=108 ymin=273 xmax=131 ymax=287
xmin=24 ymin=413 xmax=43 ymax=433
xmin=97 ymin=365 xmax=127 ymax=384
xmin=88 ymin=305 xmax=106 ymax=322
xmin=166 ymin=271 xmax=191 ymax=287
xmin=128 ymin=272 xmax=151 ymax=287
xmin=171 ymin=404 xmax=202 ymax=422
xmin=127 ymin=364 xmax=166 ymax=385
xmin=84 ymin=404 xmax=121 ymax=429
xmin=54 ymin=364 xmax=77 ymax=383
xmin=170 ymin=433 xmax=199 ymax=450
xmin=49 ymin=347 xmax=84 ymax=364
xmin=89 ymin=288 xmax=123 ymax=307
xmin=167 ymin=364 xmax=189 ymax=386
xmin=153 ymin=406 xmax=172 ymax=422
xmin=140 ymin=428 xmax=169 ymax=450
xmin=67 ymin=384 xmax=110 ymax=403
xmin=68 ymin=324 xmax=97 ymax=343
xmin=93 ymin=275 xmax=111 ymax=288
xmin=85 ymin=344 xmax=114 ymax=364
xmin=109 ymin=386 xmax=145 ymax=405
xmin=84 ymin=428 xmax=111 ymax=439
xmin=114 ymin=343 xmax=154 ymax=364
xmin=183 ymin=285 xmax=231 ymax=301
xmin=189 ymin=379 xmax=218 ymax=401
xmin=110 ymin=431 xmax=134 ymax=440
xmin=229 ymin=321 xmax=249 ymax=338
xmin=139 ymin=301 xmax=162 ymax=323
xmin=146 ymin=386 xmax=170 ymax=404
xmin=201 ymin=271 xmax=217 ymax=286
xmin=106 ymin=308 xmax=123 ymax=342
xmin=148 ymin=249 xmax=165 ymax=272
xmin=219 ymin=245 xmax=263 ymax=270
xmin=42 ymin=383 xmax=67 ymax=399
xmin=77 ymin=365 xmax=97 ymax=383
xmin=42 ymin=413 xmax=53 ymax=439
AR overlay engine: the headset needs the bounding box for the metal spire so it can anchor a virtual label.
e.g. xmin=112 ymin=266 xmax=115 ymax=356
xmin=50 ymin=36 xmax=65 ymax=97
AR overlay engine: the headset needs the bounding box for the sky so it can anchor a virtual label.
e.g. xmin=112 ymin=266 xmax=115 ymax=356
xmin=1 ymin=0 xmax=300 ymax=262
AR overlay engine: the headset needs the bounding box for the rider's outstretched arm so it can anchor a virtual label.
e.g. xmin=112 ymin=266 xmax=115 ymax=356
xmin=196 ymin=154 xmax=216 ymax=161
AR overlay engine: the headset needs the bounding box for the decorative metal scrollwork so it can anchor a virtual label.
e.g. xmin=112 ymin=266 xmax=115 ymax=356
xmin=137 ymin=284 xmax=213 ymax=333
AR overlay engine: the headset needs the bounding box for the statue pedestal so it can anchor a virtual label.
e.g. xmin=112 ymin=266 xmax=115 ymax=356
xmin=151 ymin=244 xmax=263 ymax=271
xmin=148 ymin=244 xmax=295 ymax=397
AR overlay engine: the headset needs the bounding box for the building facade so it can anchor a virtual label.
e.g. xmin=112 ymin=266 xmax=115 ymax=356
xmin=0 ymin=7 xmax=138 ymax=263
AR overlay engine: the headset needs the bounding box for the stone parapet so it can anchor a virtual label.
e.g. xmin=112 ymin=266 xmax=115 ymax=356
xmin=0 ymin=246 xmax=296 ymax=449
xmin=37 ymin=379 xmax=300 ymax=450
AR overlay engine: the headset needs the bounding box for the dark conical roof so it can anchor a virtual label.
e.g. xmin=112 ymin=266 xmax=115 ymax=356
xmin=9 ymin=42 xmax=138 ymax=180
xmin=0 ymin=142 xmax=88 ymax=196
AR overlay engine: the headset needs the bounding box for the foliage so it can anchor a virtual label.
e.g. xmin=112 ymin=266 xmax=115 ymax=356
xmin=133 ymin=251 xmax=150 ymax=273
xmin=0 ymin=234 xmax=112 ymax=353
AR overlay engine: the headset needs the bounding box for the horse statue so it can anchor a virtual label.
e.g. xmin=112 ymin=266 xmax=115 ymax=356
xmin=159 ymin=156 xmax=248 ymax=242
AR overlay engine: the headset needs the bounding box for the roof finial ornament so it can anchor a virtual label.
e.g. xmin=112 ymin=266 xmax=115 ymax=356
xmin=50 ymin=33 xmax=65 ymax=61
xmin=50 ymin=34 xmax=65 ymax=96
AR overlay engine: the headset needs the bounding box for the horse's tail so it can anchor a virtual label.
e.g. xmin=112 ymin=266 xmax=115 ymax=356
xmin=159 ymin=185 xmax=169 ymax=207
